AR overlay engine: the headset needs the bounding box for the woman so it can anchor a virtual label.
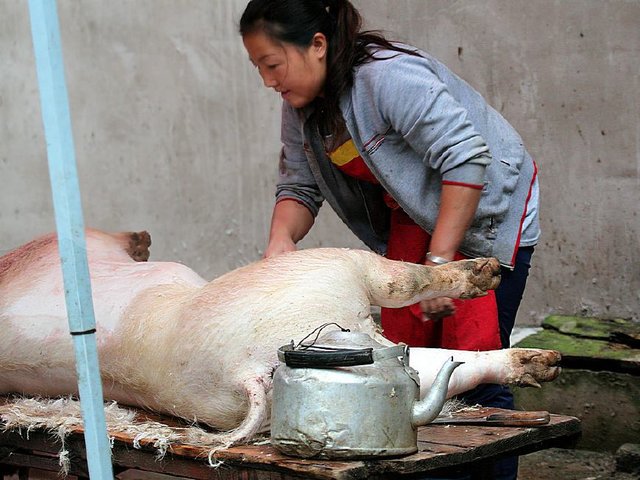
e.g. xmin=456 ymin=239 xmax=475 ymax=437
xmin=240 ymin=2 xmax=538 ymax=476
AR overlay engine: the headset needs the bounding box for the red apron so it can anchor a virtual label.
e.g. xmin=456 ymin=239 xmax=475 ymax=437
xmin=381 ymin=208 xmax=501 ymax=350
xmin=328 ymin=140 xmax=502 ymax=351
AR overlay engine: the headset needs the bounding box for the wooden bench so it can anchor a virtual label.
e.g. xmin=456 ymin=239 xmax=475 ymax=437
xmin=0 ymin=400 xmax=580 ymax=479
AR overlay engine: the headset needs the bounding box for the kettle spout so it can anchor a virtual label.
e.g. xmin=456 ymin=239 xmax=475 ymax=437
xmin=411 ymin=356 xmax=464 ymax=427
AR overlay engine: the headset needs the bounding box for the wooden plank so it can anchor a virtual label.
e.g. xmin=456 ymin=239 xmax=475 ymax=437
xmin=0 ymin=425 xmax=366 ymax=480
xmin=109 ymin=444 xmax=314 ymax=480
xmin=0 ymin=431 xmax=90 ymax=477
xmin=351 ymin=413 xmax=581 ymax=478
xmin=0 ymin=399 xmax=581 ymax=480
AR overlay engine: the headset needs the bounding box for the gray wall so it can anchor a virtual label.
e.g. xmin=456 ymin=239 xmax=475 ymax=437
xmin=1 ymin=1 xmax=638 ymax=325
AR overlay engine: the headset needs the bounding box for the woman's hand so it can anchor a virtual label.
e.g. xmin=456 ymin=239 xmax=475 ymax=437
xmin=263 ymin=235 xmax=297 ymax=258
xmin=420 ymin=297 xmax=456 ymax=321
xmin=419 ymin=183 xmax=482 ymax=321
xmin=264 ymin=199 xmax=315 ymax=258
xmin=420 ymin=252 xmax=457 ymax=321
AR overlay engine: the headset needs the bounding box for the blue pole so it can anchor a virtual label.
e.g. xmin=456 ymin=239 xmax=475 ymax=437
xmin=28 ymin=1 xmax=114 ymax=478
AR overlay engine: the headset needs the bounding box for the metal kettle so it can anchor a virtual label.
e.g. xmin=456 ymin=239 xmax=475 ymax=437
xmin=271 ymin=330 xmax=462 ymax=459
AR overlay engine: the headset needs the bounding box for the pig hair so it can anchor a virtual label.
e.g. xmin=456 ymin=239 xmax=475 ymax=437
xmin=0 ymin=396 xmax=244 ymax=472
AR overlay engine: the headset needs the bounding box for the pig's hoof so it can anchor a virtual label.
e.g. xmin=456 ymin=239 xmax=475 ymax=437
xmin=456 ymin=258 xmax=501 ymax=298
xmin=507 ymin=349 xmax=562 ymax=388
xmin=126 ymin=231 xmax=151 ymax=262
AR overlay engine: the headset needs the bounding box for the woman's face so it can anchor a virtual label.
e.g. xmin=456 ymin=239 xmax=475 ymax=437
xmin=243 ymin=30 xmax=327 ymax=108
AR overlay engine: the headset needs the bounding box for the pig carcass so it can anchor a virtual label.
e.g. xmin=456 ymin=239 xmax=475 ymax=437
xmin=0 ymin=229 xmax=560 ymax=445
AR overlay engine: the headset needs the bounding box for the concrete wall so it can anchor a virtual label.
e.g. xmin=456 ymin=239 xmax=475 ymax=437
xmin=1 ymin=1 xmax=638 ymax=324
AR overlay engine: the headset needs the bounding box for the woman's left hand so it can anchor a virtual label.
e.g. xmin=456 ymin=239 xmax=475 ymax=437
xmin=420 ymin=297 xmax=456 ymax=321
xmin=418 ymin=182 xmax=482 ymax=322
xmin=421 ymin=251 xmax=457 ymax=321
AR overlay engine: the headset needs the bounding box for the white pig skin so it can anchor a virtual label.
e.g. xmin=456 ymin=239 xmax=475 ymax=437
xmin=0 ymin=229 xmax=560 ymax=445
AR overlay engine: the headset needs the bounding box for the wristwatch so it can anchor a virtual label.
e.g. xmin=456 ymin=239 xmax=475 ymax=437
xmin=426 ymin=252 xmax=450 ymax=265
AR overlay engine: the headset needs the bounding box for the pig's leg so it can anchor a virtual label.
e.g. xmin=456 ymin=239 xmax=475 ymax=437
xmin=204 ymin=378 xmax=269 ymax=446
xmin=409 ymin=348 xmax=562 ymax=400
xmin=360 ymin=254 xmax=501 ymax=308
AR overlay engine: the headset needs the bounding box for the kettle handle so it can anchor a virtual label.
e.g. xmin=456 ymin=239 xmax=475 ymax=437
xmin=278 ymin=344 xmax=407 ymax=368
xmin=280 ymin=347 xmax=374 ymax=367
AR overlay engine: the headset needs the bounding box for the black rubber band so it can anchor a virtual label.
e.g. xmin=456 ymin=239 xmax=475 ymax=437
xmin=70 ymin=328 xmax=97 ymax=336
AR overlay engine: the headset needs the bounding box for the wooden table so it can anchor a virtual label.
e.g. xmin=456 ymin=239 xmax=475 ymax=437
xmin=0 ymin=402 xmax=581 ymax=479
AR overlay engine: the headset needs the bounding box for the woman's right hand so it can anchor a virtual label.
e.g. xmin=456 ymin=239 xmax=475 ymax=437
xmin=263 ymin=235 xmax=297 ymax=258
xmin=264 ymin=200 xmax=315 ymax=259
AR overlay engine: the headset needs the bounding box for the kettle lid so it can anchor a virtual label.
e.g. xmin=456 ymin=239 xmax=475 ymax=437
xmin=312 ymin=330 xmax=386 ymax=349
xmin=278 ymin=329 xmax=407 ymax=368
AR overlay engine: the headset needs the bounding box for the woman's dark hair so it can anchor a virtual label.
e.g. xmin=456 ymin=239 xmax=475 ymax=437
xmin=240 ymin=0 xmax=421 ymax=136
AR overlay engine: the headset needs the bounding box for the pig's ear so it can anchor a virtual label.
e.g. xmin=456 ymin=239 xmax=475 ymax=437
xmin=124 ymin=231 xmax=152 ymax=262
xmin=91 ymin=229 xmax=152 ymax=262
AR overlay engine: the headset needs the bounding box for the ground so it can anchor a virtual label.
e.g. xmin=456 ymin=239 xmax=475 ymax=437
xmin=519 ymin=448 xmax=639 ymax=480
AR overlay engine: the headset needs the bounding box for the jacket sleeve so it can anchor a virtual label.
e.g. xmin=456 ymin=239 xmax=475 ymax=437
xmin=366 ymin=54 xmax=491 ymax=187
xmin=276 ymin=102 xmax=324 ymax=216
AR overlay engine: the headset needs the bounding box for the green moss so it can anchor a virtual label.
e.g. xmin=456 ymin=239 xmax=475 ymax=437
xmin=543 ymin=315 xmax=639 ymax=343
xmin=515 ymin=329 xmax=640 ymax=361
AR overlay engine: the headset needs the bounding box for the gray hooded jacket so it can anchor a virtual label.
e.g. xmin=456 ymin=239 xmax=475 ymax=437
xmin=276 ymin=47 xmax=540 ymax=268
